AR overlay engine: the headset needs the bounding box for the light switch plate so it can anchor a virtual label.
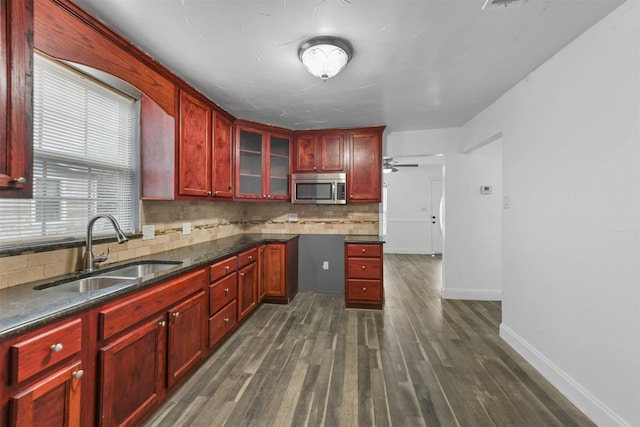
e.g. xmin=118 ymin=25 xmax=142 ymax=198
xmin=182 ymin=222 xmax=191 ymax=235
xmin=142 ymin=225 xmax=155 ymax=240
xmin=322 ymin=261 xmax=329 ymax=270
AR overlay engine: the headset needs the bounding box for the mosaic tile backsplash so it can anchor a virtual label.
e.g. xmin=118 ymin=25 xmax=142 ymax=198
xmin=0 ymin=200 xmax=379 ymax=289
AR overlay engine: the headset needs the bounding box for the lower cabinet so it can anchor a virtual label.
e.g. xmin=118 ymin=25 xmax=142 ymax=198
xmin=238 ymin=260 xmax=258 ymax=321
xmin=263 ymin=238 xmax=299 ymax=304
xmin=344 ymin=242 xmax=384 ymax=309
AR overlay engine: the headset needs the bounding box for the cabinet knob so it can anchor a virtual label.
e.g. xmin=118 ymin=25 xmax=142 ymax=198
xmin=240 ymin=273 xmax=245 ymax=277
xmin=322 ymin=166 xmax=325 ymax=170
xmin=248 ymin=255 xmax=253 ymax=260
xmin=262 ymin=194 xmax=266 ymax=198
xmin=313 ymin=166 xmax=317 ymax=170
xmin=224 ymin=265 xmax=230 ymax=270
xmin=267 ymin=194 xmax=272 ymax=199
xmin=50 ymin=343 xmax=63 ymax=353
xmin=224 ymin=288 xmax=229 ymax=294
xmin=173 ymin=312 xmax=180 ymax=318
xmin=350 ymin=194 xmax=354 ymax=199
xmin=214 ymin=191 xmax=219 ymax=196
xmin=362 ymin=287 xmax=367 ymax=292
xmin=207 ymin=191 xmax=211 ymax=195
xmin=361 ymin=248 xmax=366 ymax=253
xmin=159 ymin=320 xmax=166 ymax=327
xmin=72 ymin=369 xmax=84 ymax=379
xmin=361 ymin=265 xmax=366 ymax=270
xmin=223 ymin=318 xmax=229 ymax=324
xmin=12 ymin=177 xmax=27 ymax=184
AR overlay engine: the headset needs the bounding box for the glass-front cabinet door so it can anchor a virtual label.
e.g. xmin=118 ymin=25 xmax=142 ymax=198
xmin=235 ymin=124 xmax=291 ymax=200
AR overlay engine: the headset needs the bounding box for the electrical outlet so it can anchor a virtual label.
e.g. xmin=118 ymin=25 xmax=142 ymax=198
xmin=288 ymin=213 xmax=298 ymax=222
xmin=142 ymin=225 xmax=155 ymax=240
xmin=322 ymin=261 xmax=329 ymax=270
xmin=182 ymin=222 xmax=191 ymax=235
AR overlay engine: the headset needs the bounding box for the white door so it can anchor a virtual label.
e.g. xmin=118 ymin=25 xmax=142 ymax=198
xmin=430 ymin=179 xmax=443 ymax=253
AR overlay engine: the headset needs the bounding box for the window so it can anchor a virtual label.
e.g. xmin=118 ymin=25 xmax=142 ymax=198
xmin=0 ymin=55 xmax=139 ymax=245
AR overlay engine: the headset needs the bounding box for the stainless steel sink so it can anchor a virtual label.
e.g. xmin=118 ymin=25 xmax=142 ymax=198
xmin=99 ymin=261 xmax=182 ymax=278
xmin=40 ymin=276 xmax=136 ymax=293
xmin=35 ymin=260 xmax=182 ymax=293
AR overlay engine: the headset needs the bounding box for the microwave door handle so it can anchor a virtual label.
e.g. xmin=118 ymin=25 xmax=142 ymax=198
xmin=332 ymin=182 xmax=336 ymax=202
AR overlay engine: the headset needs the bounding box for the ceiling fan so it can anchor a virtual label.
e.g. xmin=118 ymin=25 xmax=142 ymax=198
xmin=383 ymin=157 xmax=419 ymax=173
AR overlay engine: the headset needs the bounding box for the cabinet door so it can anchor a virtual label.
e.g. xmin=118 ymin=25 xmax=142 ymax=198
xmin=237 ymin=262 xmax=258 ymax=321
xmin=319 ymin=132 xmax=344 ymax=172
xmin=10 ymin=361 xmax=83 ymax=427
xmin=266 ymin=134 xmax=290 ymax=199
xmin=348 ymin=131 xmax=381 ymax=202
xmin=0 ymin=0 xmax=33 ymax=198
xmin=212 ymin=113 xmax=233 ymax=198
xmin=294 ymin=134 xmax=318 ymax=172
xmin=264 ymin=244 xmax=285 ymax=298
xmin=257 ymin=245 xmax=267 ymax=302
xmin=99 ymin=315 xmax=166 ymax=427
xmin=178 ymin=90 xmax=211 ymax=197
xmin=236 ymin=128 xmax=264 ymax=199
xmin=167 ymin=291 xmax=205 ymax=389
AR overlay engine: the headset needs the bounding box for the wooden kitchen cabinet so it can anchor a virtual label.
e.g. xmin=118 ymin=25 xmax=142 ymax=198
xmin=96 ymin=268 xmax=207 ymax=426
xmin=344 ymin=242 xmax=384 ymax=309
xmin=237 ymin=247 xmax=259 ymax=321
xmin=235 ymin=122 xmax=291 ymax=201
xmin=212 ymin=112 xmax=234 ymax=198
xmin=178 ymin=90 xmax=212 ymax=198
xmin=294 ymin=131 xmax=344 ymax=173
xmin=1 ymin=315 xmax=86 ymax=427
xmin=263 ymin=238 xmax=299 ymax=304
xmin=0 ymin=0 xmax=33 ymax=198
xmin=257 ymin=245 xmax=267 ymax=302
xmin=208 ymin=256 xmax=238 ymax=349
xmin=347 ymin=127 xmax=384 ymax=203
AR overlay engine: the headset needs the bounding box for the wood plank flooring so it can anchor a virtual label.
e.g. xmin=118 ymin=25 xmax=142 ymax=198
xmin=143 ymin=254 xmax=594 ymax=427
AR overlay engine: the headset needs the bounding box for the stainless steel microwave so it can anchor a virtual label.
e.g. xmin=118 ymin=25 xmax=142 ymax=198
xmin=291 ymin=173 xmax=347 ymax=204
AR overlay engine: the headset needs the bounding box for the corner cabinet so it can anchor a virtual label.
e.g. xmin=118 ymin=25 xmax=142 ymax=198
xmin=0 ymin=0 xmax=34 ymax=198
xmin=347 ymin=127 xmax=385 ymax=203
xmin=235 ymin=122 xmax=291 ymax=201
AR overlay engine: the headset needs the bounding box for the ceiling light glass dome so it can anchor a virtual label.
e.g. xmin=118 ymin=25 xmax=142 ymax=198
xmin=298 ymin=37 xmax=353 ymax=81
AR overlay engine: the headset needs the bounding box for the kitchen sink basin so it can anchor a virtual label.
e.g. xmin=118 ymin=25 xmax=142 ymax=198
xmin=99 ymin=261 xmax=182 ymax=278
xmin=35 ymin=260 xmax=182 ymax=293
xmin=39 ymin=276 xmax=136 ymax=293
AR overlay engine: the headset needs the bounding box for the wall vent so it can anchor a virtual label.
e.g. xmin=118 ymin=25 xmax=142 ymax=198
xmin=482 ymin=0 xmax=525 ymax=10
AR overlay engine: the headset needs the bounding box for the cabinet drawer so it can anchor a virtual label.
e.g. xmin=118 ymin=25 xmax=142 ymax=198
xmin=346 ymin=244 xmax=381 ymax=258
xmin=238 ymin=247 xmax=258 ymax=267
xmin=346 ymin=280 xmax=382 ymax=302
xmin=209 ymin=256 xmax=238 ymax=282
xmin=99 ymin=268 xmax=207 ymax=341
xmin=10 ymin=318 xmax=82 ymax=384
xmin=208 ymin=301 xmax=237 ymax=348
xmin=209 ymin=273 xmax=237 ymax=315
xmin=346 ymin=257 xmax=381 ymax=279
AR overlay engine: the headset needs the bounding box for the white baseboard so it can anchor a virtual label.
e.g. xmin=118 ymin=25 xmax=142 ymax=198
xmin=499 ymin=323 xmax=631 ymax=427
xmin=441 ymin=288 xmax=501 ymax=301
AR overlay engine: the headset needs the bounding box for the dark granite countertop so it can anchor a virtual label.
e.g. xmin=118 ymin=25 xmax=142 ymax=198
xmin=344 ymin=235 xmax=385 ymax=244
xmin=0 ymin=233 xmax=299 ymax=341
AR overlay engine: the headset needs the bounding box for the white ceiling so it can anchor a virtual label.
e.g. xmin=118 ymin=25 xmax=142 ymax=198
xmin=74 ymin=0 xmax=623 ymax=133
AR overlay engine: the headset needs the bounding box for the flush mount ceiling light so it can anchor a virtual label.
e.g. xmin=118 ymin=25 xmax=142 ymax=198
xmin=298 ymin=36 xmax=353 ymax=81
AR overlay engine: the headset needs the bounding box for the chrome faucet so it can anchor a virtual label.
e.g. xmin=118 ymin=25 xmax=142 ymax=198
xmin=84 ymin=214 xmax=128 ymax=272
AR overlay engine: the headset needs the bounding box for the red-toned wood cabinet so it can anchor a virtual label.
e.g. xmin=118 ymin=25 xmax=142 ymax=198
xmin=344 ymin=243 xmax=384 ymax=309
xmin=347 ymin=128 xmax=384 ymax=203
xmin=212 ymin=113 xmax=234 ymax=198
xmin=263 ymin=238 xmax=299 ymax=304
xmin=294 ymin=131 xmax=344 ymax=173
xmin=0 ymin=0 xmax=33 ymax=198
xmin=178 ymin=90 xmax=212 ymax=197
xmin=0 ymin=315 xmax=86 ymax=427
xmin=208 ymin=255 xmax=238 ymax=349
xmin=237 ymin=248 xmax=259 ymax=320
xmin=257 ymin=245 xmax=267 ymax=302
xmin=235 ymin=122 xmax=291 ymax=201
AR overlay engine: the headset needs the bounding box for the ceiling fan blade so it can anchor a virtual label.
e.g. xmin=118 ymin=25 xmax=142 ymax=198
xmin=395 ymin=164 xmax=419 ymax=167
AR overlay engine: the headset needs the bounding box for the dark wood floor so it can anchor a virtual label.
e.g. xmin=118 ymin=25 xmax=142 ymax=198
xmin=144 ymin=254 xmax=594 ymax=427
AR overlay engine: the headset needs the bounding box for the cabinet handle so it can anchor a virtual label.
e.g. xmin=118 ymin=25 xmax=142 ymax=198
xmin=224 ymin=265 xmax=230 ymax=270
xmin=262 ymin=194 xmax=266 ymax=198
xmin=159 ymin=320 xmax=166 ymax=327
xmin=223 ymin=318 xmax=229 ymax=324
xmin=361 ymin=248 xmax=366 ymax=253
xmin=267 ymin=194 xmax=272 ymax=199
xmin=214 ymin=191 xmax=219 ymax=196
xmin=322 ymin=166 xmax=325 ymax=170
xmin=72 ymin=369 xmax=84 ymax=379
xmin=50 ymin=343 xmax=63 ymax=353
xmin=12 ymin=177 xmax=27 ymax=184
xmin=361 ymin=265 xmax=366 ymax=270
xmin=248 ymin=255 xmax=253 ymax=260
xmin=240 ymin=273 xmax=245 ymax=277
xmin=207 ymin=191 xmax=211 ymax=195
xmin=173 ymin=312 xmax=180 ymax=318
xmin=362 ymin=287 xmax=367 ymax=292
xmin=350 ymin=194 xmax=354 ymax=199
xmin=224 ymin=288 xmax=229 ymax=294
xmin=313 ymin=166 xmax=317 ymax=170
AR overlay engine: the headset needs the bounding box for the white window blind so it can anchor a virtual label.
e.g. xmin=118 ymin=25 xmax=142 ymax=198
xmin=0 ymin=55 xmax=138 ymax=245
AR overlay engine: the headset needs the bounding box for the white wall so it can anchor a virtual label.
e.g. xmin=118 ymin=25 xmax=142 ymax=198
xmin=442 ymin=142 xmax=503 ymax=300
xmin=384 ymin=165 xmax=443 ymax=254
xmin=461 ymin=1 xmax=639 ymax=425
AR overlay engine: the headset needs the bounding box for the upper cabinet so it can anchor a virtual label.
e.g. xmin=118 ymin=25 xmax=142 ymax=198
xmin=347 ymin=127 xmax=385 ymax=203
xmin=294 ymin=131 xmax=344 ymax=173
xmin=212 ymin=113 xmax=234 ymax=198
xmin=0 ymin=0 xmax=33 ymax=198
xmin=235 ymin=122 xmax=291 ymax=201
xmin=178 ymin=90 xmax=212 ymax=198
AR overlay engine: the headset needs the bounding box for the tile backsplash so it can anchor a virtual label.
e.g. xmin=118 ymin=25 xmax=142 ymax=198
xmin=0 ymin=200 xmax=379 ymax=289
